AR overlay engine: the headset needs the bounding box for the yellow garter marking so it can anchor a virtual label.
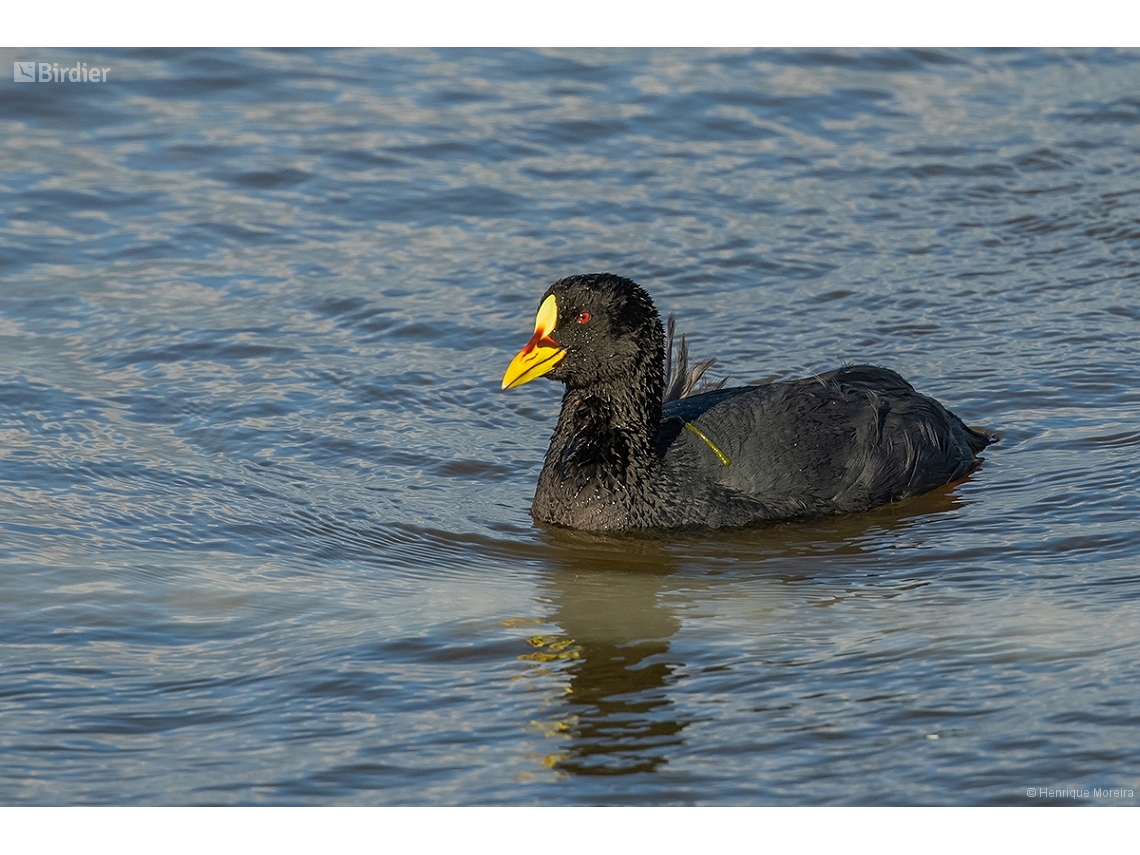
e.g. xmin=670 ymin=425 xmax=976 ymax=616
xmin=662 ymin=415 xmax=731 ymax=466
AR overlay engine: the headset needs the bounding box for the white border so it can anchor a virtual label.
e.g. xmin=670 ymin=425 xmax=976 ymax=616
xmin=5 ymin=1 xmax=1137 ymax=48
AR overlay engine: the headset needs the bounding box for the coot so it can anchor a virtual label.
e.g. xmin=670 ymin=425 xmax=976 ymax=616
xmin=502 ymin=273 xmax=994 ymax=531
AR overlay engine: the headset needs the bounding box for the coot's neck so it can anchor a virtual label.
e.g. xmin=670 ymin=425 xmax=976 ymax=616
xmin=531 ymin=344 xmax=665 ymax=528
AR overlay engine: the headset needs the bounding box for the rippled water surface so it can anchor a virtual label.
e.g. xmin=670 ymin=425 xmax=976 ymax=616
xmin=2 ymin=48 xmax=1139 ymax=805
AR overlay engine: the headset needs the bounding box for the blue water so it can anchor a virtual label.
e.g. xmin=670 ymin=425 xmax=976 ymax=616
xmin=1 ymin=48 xmax=1139 ymax=805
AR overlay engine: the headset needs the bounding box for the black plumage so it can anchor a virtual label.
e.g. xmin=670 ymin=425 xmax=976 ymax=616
xmin=502 ymin=273 xmax=995 ymax=531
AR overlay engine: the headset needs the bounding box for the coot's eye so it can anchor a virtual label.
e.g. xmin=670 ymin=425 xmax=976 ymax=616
xmin=577 ymin=312 xmax=592 ymax=324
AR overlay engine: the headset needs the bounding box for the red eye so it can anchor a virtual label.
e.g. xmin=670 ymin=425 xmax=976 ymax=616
xmin=577 ymin=312 xmax=591 ymax=324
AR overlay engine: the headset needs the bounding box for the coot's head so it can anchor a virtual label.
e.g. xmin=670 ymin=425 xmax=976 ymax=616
xmin=501 ymin=273 xmax=663 ymax=392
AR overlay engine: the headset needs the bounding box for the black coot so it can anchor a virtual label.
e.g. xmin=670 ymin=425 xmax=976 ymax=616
xmin=502 ymin=273 xmax=995 ymax=531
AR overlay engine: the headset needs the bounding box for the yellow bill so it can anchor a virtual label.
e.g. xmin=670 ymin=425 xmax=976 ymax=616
xmin=502 ymin=294 xmax=566 ymax=390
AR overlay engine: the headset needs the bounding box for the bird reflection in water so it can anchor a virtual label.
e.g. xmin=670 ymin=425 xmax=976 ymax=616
xmin=516 ymin=538 xmax=686 ymax=776
xmin=510 ymin=482 xmax=980 ymax=779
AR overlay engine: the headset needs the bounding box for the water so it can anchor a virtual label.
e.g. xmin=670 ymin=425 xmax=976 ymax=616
xmin=1 ymin=48 xmax=1139 ymax=805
